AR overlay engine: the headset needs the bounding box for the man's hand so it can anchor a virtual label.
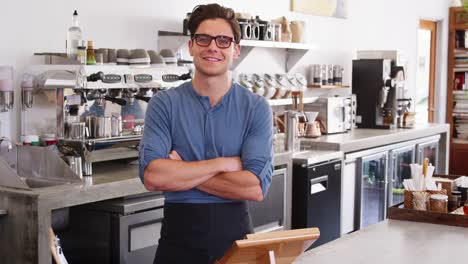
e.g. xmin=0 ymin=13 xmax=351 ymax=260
xmin=168 ymin=150 xmax=243 ymax=172
xmin=169 ymin=150 xmax=182 ymax=161
xmin=222 ymin=157 xmax=243 ymax=172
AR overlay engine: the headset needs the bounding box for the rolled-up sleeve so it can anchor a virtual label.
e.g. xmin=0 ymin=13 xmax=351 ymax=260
xmin=138 ymin=92 xmax=172 ymax=183
xmin=241 ymin=98 xmax=273 ymax=198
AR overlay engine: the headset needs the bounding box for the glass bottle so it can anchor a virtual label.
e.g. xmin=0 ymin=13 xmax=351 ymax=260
xmin=77 ymin=40 xmax=87 ymax=65
xmin=66 ymin=10 xmax=82 ymax=60
xmin=86 ymin=40 xmax=96 ymax=65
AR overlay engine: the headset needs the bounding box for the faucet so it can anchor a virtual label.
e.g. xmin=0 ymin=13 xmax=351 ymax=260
xmin=0 ymin=136 xmax=14 ymax=152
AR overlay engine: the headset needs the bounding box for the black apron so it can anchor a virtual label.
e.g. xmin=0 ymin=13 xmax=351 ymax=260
xmin=154 ymin=201 xmax=253 ymax=264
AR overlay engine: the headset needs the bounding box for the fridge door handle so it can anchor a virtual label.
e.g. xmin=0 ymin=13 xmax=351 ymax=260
xmin=310 ymin=175 xmax=328 ymax=195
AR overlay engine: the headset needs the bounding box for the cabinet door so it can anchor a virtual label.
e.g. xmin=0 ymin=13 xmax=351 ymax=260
xmin=417 ymin=140 xmax=439 ymax=170
xmin=357 ymin=152 xmax=388 ymax=229
xmin=248 ymin=168 xmax=286 ymax=233
xmin=342 ymin=160 xmax=356 ymax=235
xmin=389 ymin=146 xmax=415 ymax=207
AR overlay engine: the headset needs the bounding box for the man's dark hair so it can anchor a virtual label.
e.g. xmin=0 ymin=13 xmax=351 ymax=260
xmin=188 ymin=3 xmax=241 ymax=44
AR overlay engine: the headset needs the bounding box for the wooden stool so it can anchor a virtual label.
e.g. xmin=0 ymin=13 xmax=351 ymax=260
xmin=216 ymin=227 xmax=320 ymax=264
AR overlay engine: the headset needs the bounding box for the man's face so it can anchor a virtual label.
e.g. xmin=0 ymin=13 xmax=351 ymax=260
xmin=189 ymin=18 xmax=240 ymax=77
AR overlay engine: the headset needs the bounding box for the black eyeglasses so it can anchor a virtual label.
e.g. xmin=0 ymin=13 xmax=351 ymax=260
xmin=192 ymin=34 xmax=235 ymax=49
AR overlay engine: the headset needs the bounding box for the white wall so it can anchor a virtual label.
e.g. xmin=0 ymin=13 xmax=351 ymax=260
xmin=0 ymin=0 xmax=449 ymax=140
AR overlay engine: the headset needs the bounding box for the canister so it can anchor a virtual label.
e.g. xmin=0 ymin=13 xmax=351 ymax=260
xmin=273 ymin=23 xmax=282 ymax=42
xmin=327 ymin=65 xmax=333 ymax=85
xmin=320 ymin=65 xmax=327 ymax=85
xmin=333 ymin=65 xmax=343 ymax=85
xmin=429 ymin=194 xmax=448 ymax=213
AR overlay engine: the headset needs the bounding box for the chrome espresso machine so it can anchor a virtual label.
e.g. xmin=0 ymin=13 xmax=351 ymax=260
xmin=22 ymin=65 xmax=190 ymax=176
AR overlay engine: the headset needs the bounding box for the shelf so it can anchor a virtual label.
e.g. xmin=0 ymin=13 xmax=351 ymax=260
xmin=453 ymin=112 xmax=468 ymax=117
xmin=307 ymin=84 xmax=350 ymax=89
xmin=453 ymin=138 xmax=468 ymax=145
xmin=454 ymin=90 xmax=468 ymax=94
xmin=157 ymin=30 xmax=313 ymax=72
xmin=453 ymin=68 xmax=468 ymax=72
xmin=454 ymin=24 xmax=468 ymax=30
xmin=239 ymin=39 xmax=313 ymax=50
xmin=268 ymin=97 xmax=318 ymax=106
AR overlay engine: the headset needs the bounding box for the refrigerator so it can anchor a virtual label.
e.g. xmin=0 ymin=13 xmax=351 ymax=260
xmin=389 ymin=146 xmax=415 ymax=207
xmin=355 ymin=151 xmax=388 ymax=229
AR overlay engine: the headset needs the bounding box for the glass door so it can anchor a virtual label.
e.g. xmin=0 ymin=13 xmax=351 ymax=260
xmin=417 ymin=140 xmax=439 ymax=172
xmin=389 ymin=146 xmax=415 ymax=207
xmin=358 ymin=152 xmax=388 ymax=229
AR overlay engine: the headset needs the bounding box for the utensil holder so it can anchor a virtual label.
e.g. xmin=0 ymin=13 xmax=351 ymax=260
xmin=404 ymin=189 xmax=448 ymax=209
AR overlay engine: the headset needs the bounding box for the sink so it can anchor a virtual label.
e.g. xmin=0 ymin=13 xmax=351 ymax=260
xmin=0 ymin=145 xmax=82 ymax=190
xmin=21 ymin=177 xmax=75 ymax=189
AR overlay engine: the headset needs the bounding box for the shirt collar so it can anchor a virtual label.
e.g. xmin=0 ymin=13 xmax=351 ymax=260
xmin=187 ymin=81 xmax=236 ymax=110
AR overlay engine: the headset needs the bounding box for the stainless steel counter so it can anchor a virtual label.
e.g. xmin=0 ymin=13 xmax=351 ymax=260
xmin=0 ymin=161 xmax=147 ymax=264
xmin=301 ymin=123 xmax=449 ymax=153
xmin=294 ymin=220 xmax=468 ymax=264
xmin=293 ymin=150 xmax=343 ymax=165
xmin=0 ymin=152 xmax=293 ymax=264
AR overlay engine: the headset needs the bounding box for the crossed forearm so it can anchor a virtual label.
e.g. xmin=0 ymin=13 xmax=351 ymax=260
xmin=196 ymin=170 xmax=263 ymax=201
xmin=143 ymin=158 xmax=224 ymax=192
xmin=144 ymin=151 xmax=263 ymax=201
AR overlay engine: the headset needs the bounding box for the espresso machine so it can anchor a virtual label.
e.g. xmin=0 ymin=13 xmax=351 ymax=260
xmin=352 ymin=50 xmax=411 ymax=129
xmin=22 ymin=65 xmax=190 ymax=176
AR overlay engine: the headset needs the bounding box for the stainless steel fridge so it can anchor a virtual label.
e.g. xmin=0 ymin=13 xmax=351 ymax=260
xmin=389 ymin=146 xmax=415 ymax=207
xmin=355 ymin=151 xmax=388 ymax=230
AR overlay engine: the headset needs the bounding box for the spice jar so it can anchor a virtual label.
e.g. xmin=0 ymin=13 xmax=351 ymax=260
xmin=449 ymin=191 xmax=462 ymax=212
xmin=430 ymin=194 xmax=448 ymax=213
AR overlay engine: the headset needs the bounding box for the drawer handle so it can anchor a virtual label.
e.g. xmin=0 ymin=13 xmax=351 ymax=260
xmin=310 ymin=175 xmax=328 ymax=195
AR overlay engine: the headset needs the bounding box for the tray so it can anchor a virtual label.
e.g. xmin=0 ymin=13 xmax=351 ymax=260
xmin=388 ymin=202 xmax=468 ymax=228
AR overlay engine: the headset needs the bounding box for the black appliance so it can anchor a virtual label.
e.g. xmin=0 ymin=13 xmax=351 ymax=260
xmin=352 ymin=59 xmax=407 ymax=129
xmin=292 ymin=159 xmax=342 ymax=248
xmin=60 ymin=193 xmax=164 ymax=264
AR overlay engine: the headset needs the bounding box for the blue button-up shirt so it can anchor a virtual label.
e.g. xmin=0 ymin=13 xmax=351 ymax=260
xmin=139 ymin=81 xmax=273 ymax=203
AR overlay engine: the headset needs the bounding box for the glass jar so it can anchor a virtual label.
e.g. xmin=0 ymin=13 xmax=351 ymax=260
xmin=429 ymin=194 xmax=448 ymax=213
xmin=449 ymin=191 xmax=462 ymax=212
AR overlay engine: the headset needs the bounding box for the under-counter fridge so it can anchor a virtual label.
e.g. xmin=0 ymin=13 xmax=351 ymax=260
xmin=389 ymin=146 xmax=415 ymax=207
xmin=355 ymin=151 xmax=388 ymax=229
xmin=292 ymin=151 xmax=343 ymax=248
xmin=341 ymin=135 xmax=440 ymax=234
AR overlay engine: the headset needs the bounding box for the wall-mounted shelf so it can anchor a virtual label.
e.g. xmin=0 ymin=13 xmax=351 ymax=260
xmin=307 ymin=84 xmax=350 ymax=89
xmin=268 ymin=97 xmax=318 ymax=106
xmin=158 ymin=31 xmax=313 ymax=72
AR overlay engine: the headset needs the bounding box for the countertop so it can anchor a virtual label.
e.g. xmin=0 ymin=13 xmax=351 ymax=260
xmin=0 ymin=161 xmax=147 ymax=210
xmin=0 ymin=151 xmax=294 ymax=210
xmin=300 ymin=123 xmax=450 ymax=153
xmin=292 ymin=150 xmax=343 ymax=165
xmin=294 ymin=219 xmax=468 ymax=264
